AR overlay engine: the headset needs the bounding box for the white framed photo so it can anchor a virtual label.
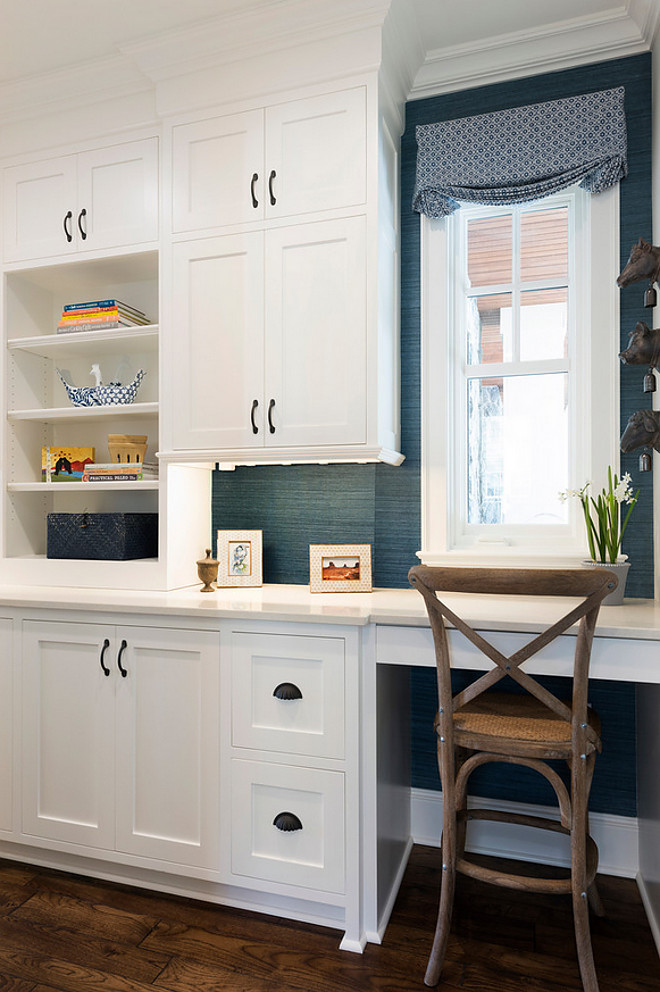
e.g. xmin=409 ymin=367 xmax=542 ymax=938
xmin=309 ymin=544 xmax=372 ymax=593
xmin=217 ymin=530 xmax=263 ymax=587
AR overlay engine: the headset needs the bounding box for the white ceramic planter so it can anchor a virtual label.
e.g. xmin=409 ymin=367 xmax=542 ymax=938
xmin=581 ymin=558 xmax=630 ymax=605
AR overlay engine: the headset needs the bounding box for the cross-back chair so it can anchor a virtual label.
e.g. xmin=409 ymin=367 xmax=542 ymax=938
xmin=408 ymin=564 xmax=618 ymax=992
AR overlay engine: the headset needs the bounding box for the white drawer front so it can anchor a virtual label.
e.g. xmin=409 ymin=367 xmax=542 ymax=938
xmin=230 ymin=758 xmax=344 ymax=893
xmin=231 ymin=631 xmax=345 ymax=758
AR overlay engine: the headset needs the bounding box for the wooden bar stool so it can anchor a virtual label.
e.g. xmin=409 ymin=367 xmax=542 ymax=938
xmin=408 ymin=564 xmax=618 ymax=992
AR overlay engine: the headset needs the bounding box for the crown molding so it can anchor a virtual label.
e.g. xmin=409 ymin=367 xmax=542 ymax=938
xmin=120 ymin=0 xmax=392 ymax=83
xmin=410 ymin=1 xmax=658 ymax=100
xmin=0 ymin=54 xmax=153 ymax=127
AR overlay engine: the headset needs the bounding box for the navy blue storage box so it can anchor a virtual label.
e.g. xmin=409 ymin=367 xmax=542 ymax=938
xmin=47 ymin=512 xmax=158 ymax=560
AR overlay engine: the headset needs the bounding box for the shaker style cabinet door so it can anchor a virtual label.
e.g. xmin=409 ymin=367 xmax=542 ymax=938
xmin=21 ymin=621 xmax=116 ymax=849
xmin=172 ymin=110 xmax=263 ymax=233
xmin=169 ymin=232 xmax=265 ymax=451
xmin=76 ymin=138 xmax=159 ymax=251
xmin=114 ymin=626 xmax=221 ymax=868
xmin=3 ymin=156 xmax=77 ymax=261
xmin=0 ymin=619 xmax=13 ymax=834
xmin=264 ymin=87 xmax=366 ymax=220
xmin=264 ymin=215 xmax=367 ymax=448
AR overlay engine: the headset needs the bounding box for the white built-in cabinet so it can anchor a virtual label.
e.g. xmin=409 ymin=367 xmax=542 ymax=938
xmin=172 ymin=89 xmax=366 ymax=232
xmin=3 ymin=138 xmax=159 ymax=262
xmin=3 ymin=138 xmax=158 ymax=262
xmin=21 ymin=619 xmax=220 ymax=869
xmin=170 ymin=217 xmax=367 ymax=451
xmin=164 ymin=83 xmax=402 ymax=466
xmin=0 ymin=619 xmax=13 ymax=835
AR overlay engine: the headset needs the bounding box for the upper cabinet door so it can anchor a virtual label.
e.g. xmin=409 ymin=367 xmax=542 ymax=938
xmin=172 ymin=110 xmax=263 ymax=233
xmin=265 ymin=88 xmax=366 ymax=220
xmin=264 ymin=215 xmax=367 ymax=448
xmin=3 ymin=156 xmax=77 ymax=261
xmin=169 ymin=232 xmax=265 ymax=451
xmin=77 ymin=138 xmax=159 ymax=251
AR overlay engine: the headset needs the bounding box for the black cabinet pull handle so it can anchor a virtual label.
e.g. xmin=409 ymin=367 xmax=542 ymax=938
xmin=99 ymin=638 xmax=110 ymax=676
xmin=273 ymin=682 xmax=302 ymax=700
xmin=273 ymin=811 xmax=303 ymax=832
xmin=268 ymin=169 xmax=276 ymax=206
xmin=77 ymin=208 xmax=87 ymax=240
xmin=250 ymin=398 xmax=259 ymax=434
xmin=268 ymin=398 xmax=276 ymax=434
xmin=117 ymin=639 xmax=128 ymax=677
xmin=63 ymin=211 xmax=73 ymax=242
xmin=250 ymin=172 xmax=259 ymax=208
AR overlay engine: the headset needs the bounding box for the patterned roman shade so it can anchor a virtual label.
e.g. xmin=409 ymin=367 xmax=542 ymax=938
xmin=413 ymin=86 xmax=627 ymax=218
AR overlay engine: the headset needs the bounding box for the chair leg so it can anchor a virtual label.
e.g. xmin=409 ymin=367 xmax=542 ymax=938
xmin=587 ymin=879 xmax=605 ymax=918
xmin=572 ymin=882 xmax=600 ymax=992
xmin=424 ymin=838 xmax=456 ymax=987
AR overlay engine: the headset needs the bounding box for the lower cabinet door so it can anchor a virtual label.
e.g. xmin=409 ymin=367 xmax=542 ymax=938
xmin=22 ymin=621 xmax=116 ymax=849
xmin=0 ymin=619 xmax=13 ymax=832
xmin=230 ymin=758 xmax=344 ymax=893
xmin=114 ymin=626 xmax=221 ymax=868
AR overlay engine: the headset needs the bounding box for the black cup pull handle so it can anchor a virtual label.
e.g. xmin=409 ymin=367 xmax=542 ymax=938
xmin=273 ymin=682 xmax=302 ymax=700
xmin=99 ymin=638 xmax=111 ymax=676
xmin=250 ymin=398 xmax=259 ymax=435
xmin=268 ymin=398 xmax=276 ymax=434
xmin=273 ymin=811 xmax=303 ymax=832
xmin=77 ymin=208 xmax=87 ymax=240
xmin=63 ymin=210 xmax=73 ymax=242
xmin=117 ymin=639 xmax=128 ymax=677
xmin=268 ymin=169 xmax=276 ymax=206
xmin=250 ymin=172 xmax=259 ymax=209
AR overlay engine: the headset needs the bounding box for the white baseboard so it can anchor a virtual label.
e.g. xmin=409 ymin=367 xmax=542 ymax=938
xmin=411 ymin=788 xmax=639 ymax=879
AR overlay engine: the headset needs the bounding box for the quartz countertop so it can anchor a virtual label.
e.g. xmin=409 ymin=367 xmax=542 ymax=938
xmin=0 ymin=582 xmax=659 ymax=639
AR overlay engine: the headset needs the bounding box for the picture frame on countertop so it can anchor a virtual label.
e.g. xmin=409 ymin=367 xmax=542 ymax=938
xmin=217 ymin=529 xmax=263 ymax=587
xmin=309 ymin=543 xmax=372 ymax=593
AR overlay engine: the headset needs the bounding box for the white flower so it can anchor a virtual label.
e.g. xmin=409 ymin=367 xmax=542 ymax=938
xmin=614 ymin=473 xmax=635 ymax=504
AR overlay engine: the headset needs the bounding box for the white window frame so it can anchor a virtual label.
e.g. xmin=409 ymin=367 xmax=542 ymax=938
xmin=419 ymin=184 xmax=620 ymax=565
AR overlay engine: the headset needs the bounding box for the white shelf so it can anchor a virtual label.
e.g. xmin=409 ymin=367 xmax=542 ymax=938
xmin=8 ymin=325 xmax=158 ymax=361
xmin=8 ymin=481 xmax=159 ymax=493
xmin=8 ymin=402 xmax=159 ymax=422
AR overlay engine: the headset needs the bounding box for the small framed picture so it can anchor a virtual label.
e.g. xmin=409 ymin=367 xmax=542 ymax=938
xmin=309 ymin=544 xmax=372 ymax=593
xmin=217 ymin=530 xmax=263 ymax=587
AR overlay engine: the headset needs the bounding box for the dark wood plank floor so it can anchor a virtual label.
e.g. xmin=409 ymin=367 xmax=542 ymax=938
xmin=0 ymin=846 xmax=656 ymax=991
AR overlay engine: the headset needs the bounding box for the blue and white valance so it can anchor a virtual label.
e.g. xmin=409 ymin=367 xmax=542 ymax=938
xmin=413 ymin=86 xmax=627 ymax=218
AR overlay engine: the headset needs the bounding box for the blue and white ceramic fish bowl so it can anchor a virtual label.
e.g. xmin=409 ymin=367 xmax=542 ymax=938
xmin=57 ymin=368 xmax=146 ymax=407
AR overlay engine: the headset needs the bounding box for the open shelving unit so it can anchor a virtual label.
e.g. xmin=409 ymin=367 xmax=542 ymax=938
xmin=1 ymin=249 xmax=167 ymax=589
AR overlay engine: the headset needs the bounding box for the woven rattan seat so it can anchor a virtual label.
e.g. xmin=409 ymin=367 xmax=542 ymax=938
xmin=409 ymin=564 xmax=617 ymax=992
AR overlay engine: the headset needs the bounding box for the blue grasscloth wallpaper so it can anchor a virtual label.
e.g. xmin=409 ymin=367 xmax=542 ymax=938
xmin=212 ymin=53 xmax=651 ymax=817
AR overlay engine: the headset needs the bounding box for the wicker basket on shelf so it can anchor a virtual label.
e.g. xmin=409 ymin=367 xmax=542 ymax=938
xmin=107 ymin=434 xmax=148 ymax=464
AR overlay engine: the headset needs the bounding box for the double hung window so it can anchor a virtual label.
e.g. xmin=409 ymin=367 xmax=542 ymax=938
xmin=420 ymin=185 xmax=619 ymax=563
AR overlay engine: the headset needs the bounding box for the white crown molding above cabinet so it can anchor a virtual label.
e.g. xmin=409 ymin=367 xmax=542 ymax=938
xmin=409 ymin=0 xmax=660 ymax=99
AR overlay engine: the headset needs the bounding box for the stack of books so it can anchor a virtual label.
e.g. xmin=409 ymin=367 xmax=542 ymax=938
xmin=56 ymin=299 xmax=151 ymax=334
xmin=82 ymin=461 xmax=158 ymax=483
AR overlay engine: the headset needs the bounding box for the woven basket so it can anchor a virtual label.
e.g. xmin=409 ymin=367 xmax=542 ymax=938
xmin=107 ymin=434 xmax=148 ymax=464
xmin=47 ymin=512 xmax=158 ymax=560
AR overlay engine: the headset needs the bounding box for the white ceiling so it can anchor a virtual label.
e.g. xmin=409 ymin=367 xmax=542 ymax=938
xmin=0 ymin=0 xmax=642 ymax=87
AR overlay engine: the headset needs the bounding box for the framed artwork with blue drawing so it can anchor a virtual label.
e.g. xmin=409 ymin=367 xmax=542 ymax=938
xmin=217 ymin=529 xmax=263 ymax=587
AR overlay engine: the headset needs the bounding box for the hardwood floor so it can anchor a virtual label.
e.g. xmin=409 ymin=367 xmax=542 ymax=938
xmin=0 ymin=846 xmax=656 ymax=992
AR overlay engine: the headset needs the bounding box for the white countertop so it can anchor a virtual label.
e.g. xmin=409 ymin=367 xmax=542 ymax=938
xmin=0 ymin=582 xmax=659 ymax=640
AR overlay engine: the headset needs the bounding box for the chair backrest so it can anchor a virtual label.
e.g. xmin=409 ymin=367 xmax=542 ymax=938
xmin=408 ymin=565 xmax=617 ymax=745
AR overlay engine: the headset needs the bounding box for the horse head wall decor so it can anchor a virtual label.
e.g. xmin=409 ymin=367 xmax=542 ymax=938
xmin=617 ymin=238 xmax=660 ymax=291
xmin=620 ymin=409 xmax=660 ymax=453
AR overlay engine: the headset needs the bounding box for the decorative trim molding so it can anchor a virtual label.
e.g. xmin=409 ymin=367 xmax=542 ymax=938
xmin=410 ymin=1 xmax=660 ymax=99
xmin=411 ymin=787 xmax=640 ymax=878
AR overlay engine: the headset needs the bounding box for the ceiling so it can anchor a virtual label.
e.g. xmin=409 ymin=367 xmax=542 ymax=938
xmin=0 ymin=0 xmax=656 ymax=115
xmin=0 ymin=0 xmax=646 ymax=87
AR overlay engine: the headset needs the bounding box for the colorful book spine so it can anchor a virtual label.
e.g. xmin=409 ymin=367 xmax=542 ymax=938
xmin=83 ymin=473 xmax=143 ymax=482
xmin=64 ymin=299 xmax=146 ymax=316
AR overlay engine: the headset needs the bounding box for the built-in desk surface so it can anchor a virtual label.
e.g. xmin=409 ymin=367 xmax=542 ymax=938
xmin=0 ymin=583 xmax=657 ymax=682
